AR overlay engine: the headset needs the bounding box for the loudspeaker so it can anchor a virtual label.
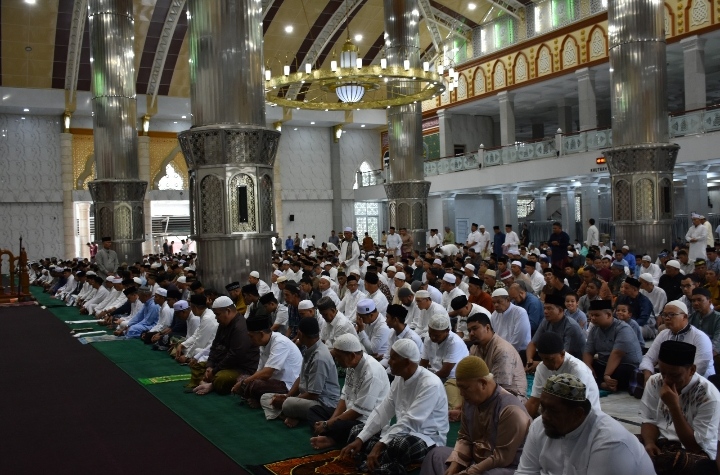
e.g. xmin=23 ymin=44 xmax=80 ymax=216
xmin=289 ymin=214 xmax=295 ymax=221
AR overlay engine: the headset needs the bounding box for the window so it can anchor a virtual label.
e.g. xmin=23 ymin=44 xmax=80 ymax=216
xmin=518 ymin=199 xmax=535 ymax=219
xmin=355 ymin=202 xmax=380 ymax=242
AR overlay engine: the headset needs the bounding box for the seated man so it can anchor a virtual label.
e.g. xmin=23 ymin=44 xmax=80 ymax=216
xmin=356 ymin=299 xmax=392 ymax=360
xmin=584 ymin=299 xmax=643 ymax=391
xmin=232 ymin=314 xmax=303 ymax=407
xmin=380 ymin=304 xmax=424 ymax=372
xmin=515 ymin=373 xmax=654 ymax=474
xmin=450 ymin=295 xmax=491 ymax=342
xmin=525 ymin=293 xmax=586 ymax=372
xmin=421 ymin=356 xmax=532 ymax=475
xmin=122 ymin=287 xmax=161 ymax=339
xmin=689 ymin=287 xmax=720 ymax=371
xmin=640 ymin=300 xmax=715 ymax=382
xmin=526 ymin=332 xmax=599 ymax=419
xmin=140 ymin=288 xmax=174 ymax=344
xmin=410 ymin=289 xmax=449 ymax=339
xmin=466 ymin=313 xmax=527 ymax=404
xmin=259 ymin=292 xmax=289 ymax=335
xmin=489 ymin=288 xmax=531 ymax=359
xmin=317 ymin=296 xmax=357 ymax=349
xmin=640 ymin=340 xmax=720 ymax=474
xmin=310 ymin=334 xmax=391 ymax=450
xmin=175 ymin=294 xmax=218 ymax=364
xmin=188 ymin=296 xmax=259 ymax=395
xmin=340 ymin=340 xmax=449 ymax=474
xmin=336 ymin=275 xmax=367 ymax=323
xmin=261 ymin=318 xmax=340 ymax=427
xmin=420 ymin=314 xmax=470 ymax=411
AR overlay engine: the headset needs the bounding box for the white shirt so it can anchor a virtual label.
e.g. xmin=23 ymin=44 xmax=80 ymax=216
xmin=320 ymin=311 xmax=357 ymax=349
xmin=586 ymin=225 xmax=599 ymax=247
xmin=93 ymin=288 xmax=121 ymax=313
xmin=456 ymin=304 xmax=491 ymax=339
xmin=103 ymin=290 xmax=128 ymax=313
xmin=358 ymin=314 xmax=393 ymax=357
xmin=641 ymin=372 xmax=720 ymax=458
xmin=150 ymin=302 xmax=174 ymax=332
xmin=427 ymin=233 xmax=442 ymax=248
xmin=442 ymin=287 xmax=467 ymax=313
xmin=421 ymin=331 xmax=469 ymax=379
xmin=410 ymin=301 xmax=448 ymax=339
xmin=185 ymin=313 xmax=200 ymax=340
xmin=685 ymin=224 xmax=708 ymax=261
xmin=339 ymin=240 xmax=361 ymax=270
xmin=367 ymin=290 xmax=389 ymax=316
xmin=427 ymin=285 xmax=443 ymax=304
xmin=491 ymin=303 xmax=532 ymax=352
xmin=440 ymin=244 xmax=461 ymax=256
xmin=83 ymin=286 xmax=109 ymax=311
xmin=503 ymin=231 xmax=520 ymax=255
xmin=182 ymin=308 xmax=219 ymax=358
xmin=516 ymin=409 xmax=655 ymax=475
xmin=385 ymin=233 xmax=402 ymax=256
xmin=341 ymin=354 xmax=391 ymax=422
xmin=321 ymin=288 xmax=341 ymax=308
xmin=357 ymin=367 xmax=449 ymax=447
xmin=640 ymin=285 xmax=667 ymax=316
xmin=530 ymin=353 xmax=601 ymax=412
xmin=526 ymin=270 xmax=546 ymax=295
xmin=256 ymin=279 xmax=271 ymax=297
xmin=636 ymin=262 xmax=663 ymax=284
xmin=381 ymin=325 xmax=424 ymax=370
xmin=258 ymin=332 xmax=303 ymax=390
xmin=337 ymin=289 xmax=367 ymax=323
xmin=467 ymin=230 xmax=483 ymax=253
xmin=477 ymin=230 xmax=492 ymax=254
xmin=704 ymin=221 xmax=715 ymax=248
xmin=639 ymin=325 xmax=716 ymax=377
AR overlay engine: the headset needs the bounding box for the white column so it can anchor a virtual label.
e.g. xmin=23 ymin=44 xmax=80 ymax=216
xmin=137 ymin=136 xmax=153 ymax=255
xmin=557 ymin=100 xmax=573 ymax=134
xmin=437 ymin=109 xmax=454 ymax=157
xmin=681 ymin=36 xmax=706 ymax=111
xmin=274 ymin=156 xmax=284 ymax=243
xmin=77 ymin=202 xmax=91 ymax=258
xmin=576 ymin=67 xmax=598 ymax=131
xmin=580 ymin=181 xmax=600 ymax=225
xmin=500 ymin=187 xmax=519 ymax=230
xmin=532 ymin=191 xmax=548 ymax=221
xmin=498 ymin=92 xmax=515 ymax=145
xmin=442 ymin=194 xmax=456 ymax=236
xmin=60 ymin=133 xmax=76 ymax=258
xmin=560 ymin=186 xmax=577 ymax=237
xmin=684 ymin=165 xmax=709 ymax=218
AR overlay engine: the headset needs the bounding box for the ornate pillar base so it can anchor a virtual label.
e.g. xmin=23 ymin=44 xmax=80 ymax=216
xmin=179 ymin=125 xmax=280 ymax=291
xmin=384 ymin=181 xmax=431 ymax=250
xmin=88 ymin=179 xmax=148 ymax=264
xmin=603 ymin=143 xmax=679 ymax=257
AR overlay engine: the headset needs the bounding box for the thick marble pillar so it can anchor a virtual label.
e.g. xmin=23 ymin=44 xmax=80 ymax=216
xmin=498 ymin=91 xmax=515 ymax=145
xmin=383 ymin=0 xmax=429 ymax=249
xmin=557 ymin=100 xmax=573 ymax=134
xmin=576 ymin=68 xmax=598 ymax=131
xmin=560 ymin=187 xmax=577 ymax=238
xmin=77 ymin=202 xmax=92 ymax=258
xmin=684 ymin=165 xmax=710 ymax=218
xmin=598 ymin=185 xmax=612 ymax=222
xmin=500 ymin=188 xmax=519 ymax=231
xmin=681 ymin=36 xmax=706 ymax=111
xmin=442 ymin=195 xmax=456 ymax=236
xmin=437 ymin=109 xmax=454 ymax=157
xmin=137 ymin=135 xmax=153 ymax=255
xmin=580 ymin=182 xmax=600 ymax=225
xmin=87 ymin=0 xmax=147 ymax=264
xmin=330 ymin=128 xmax=343 ymax=232
xmin=603 ymin=0 xmax=679 ymax=257
xmin=178 ymin=0 xmax=280 ymax=290
xmin=532 ymin=191 xmax=548 ymax=222
xmin=60 ymin=133 xmax=75 ymax=259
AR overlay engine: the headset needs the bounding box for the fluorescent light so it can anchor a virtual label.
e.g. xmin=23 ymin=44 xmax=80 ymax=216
xmin=468 ymin=3 xmax=476 ymax=10
xmin=181 ymin=115 xmax=187 ymax=119
xmin=293 ymin=128 xmax=298 ymax=131
xmin=265 ymin=69 xmax=271 ymax=81
xmin=354 ymin=34 xmax=363 ymax=42
xmin=284 ymin=25 xmax=293 ymax=33
xmin=356 ymin=58 xmax=363 ymax=68
xmin=23 ymin=108 xmax=29 ymax=112
xmin=310 ymin=122 xmax=315 ymax=125
xmin=305 ymin=63 xmax=312 ymax=74
xmin=25 ymin=0 xmax=37 ymax=4
xmin=361 ymin=124 xmax=366 ymax=128
xmin=173 ymin=121 xmax=177 ymax=124
xmin=283 ymin=65 xmax=290 ymax=76
xmin=380 ymin=58 xmax=387 ymax=69
xmin=21 ymin=117 xmax=26 ymax=120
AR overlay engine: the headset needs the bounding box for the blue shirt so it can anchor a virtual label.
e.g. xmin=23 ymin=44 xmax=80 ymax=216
xmin=618 ymin=293 xmax=654 ymax=327
xmin=285 ymin=238 xmax=294 ymax=250
xmin=126 ymin=298 xmax=160 ymax=329
xmin=493 ymin=232 xmax=505 ymax=256
xmin=624 ymin=252 xmax=636 ymax=273
xmin=518 ymin=292 xmax=544 ymax=335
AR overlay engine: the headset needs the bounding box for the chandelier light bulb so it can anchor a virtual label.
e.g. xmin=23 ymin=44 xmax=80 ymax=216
xmin=305 ymin=63 xmax=312 ymax=74
xmin=331 ymin=60 xmax=338 ymax=72
xmin=265 ymin=69 xmax=271 ymax=81
xmin=356 ymin=58 xmax=363 ymax=69
xmin=381 ymin=58 xmax=387 ymax=69
xmin=283 ymin=65 xmax=290 ymax=76
xmin=403 ymin=59 xmax=410 ymax=71
xmin=423 ymin=61 xmax=429 ymax=72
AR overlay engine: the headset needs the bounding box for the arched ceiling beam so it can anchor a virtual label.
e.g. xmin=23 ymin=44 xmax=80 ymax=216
xmin=146 ymin=0 xmax=187 ymax=109
xmin=62 ymin=0 xmax=88 ymax=107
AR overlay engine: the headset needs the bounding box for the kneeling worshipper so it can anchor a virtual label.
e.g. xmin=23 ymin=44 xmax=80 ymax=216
xmin=188 ymin=296 xmax=259 ymax=395
xmin=121 ymin=287 xmax=160 ymax=338
xmin=151 ymin=300 xmax=198 ymax=351
xmin=525 ymin=332 xmax=599 ymax=419
xmin=420 ymin=314 xmax=470 ymax=411
xmin=82 ymin=276 xmax=114 ymax=315
xmin=639 ymin=340 xmax=720 ymax=474
xmin=174 ymin=294 xmax=218 ymax=364
xmin=420 ymin=356 xmax=532 ymax=475
xmin=515 ymin=374 xmax=655 ymax=475
xmin=317 ymin=296 xmax=357 ymax=349
xmin=310 ymin=333 xmax=391 ymax=451
xmin=640 ymin=300 xmax=716 ymax=383
xmin=231 ymin=313 xmax=303 ymax=407
xmin=140 ymin=288 xmax=175 ymax=344
xmin=583 ymin=299 xmax=643 ymax=392
xmin=380 ymin=304 xmax=424 ymax=373
xmin=260 ymin=317 xmax=341 ymax=427
xmin=489 ymin=288 xmax=531 ymax=359
xmin=109 ymin=286 xmax=141 ymax=329
xmin=340 ymin=339 xmax=449 ymax=474
xmin=356 ymin=299 xmax=393 ymax=360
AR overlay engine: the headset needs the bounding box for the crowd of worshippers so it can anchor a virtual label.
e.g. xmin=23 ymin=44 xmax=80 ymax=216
xmin=27 ymin=224 xmax=720 ymax=475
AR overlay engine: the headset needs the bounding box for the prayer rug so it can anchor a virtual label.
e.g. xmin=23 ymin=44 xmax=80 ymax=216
xmin=0 ymin=300 xmax=38 ymax=308
xmin=139 ymin=374 xmax=192 ymax=385
xmin=250 ymin=450 xmax=420 ymax=475
xmin=78 ymin=334 xmax=125 ymax=344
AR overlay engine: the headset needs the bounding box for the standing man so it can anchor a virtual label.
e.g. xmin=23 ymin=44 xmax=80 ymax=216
xmin=493 ymin=226 xmax=506 ymax=257
xmin=477 ymin=225 xmax=492 ymax=259
xmin=548 ymin=222 xmax=570 ymax=269
xmin=339 ymin=227 xmax=361 ymax=271
xmin=95 ymin=237 xmax=118 ymax=279
xmin=385 ymin=226 xmax=402 ymax=258
xmin=399 ymin=228 xmax=413 ymax=259
xmin=586 ymin=218 xmax=599 ymax=247
xmin=466 ymin=223 xmax=483 ymax=256
xmin=686 ymin=213 xmax=709 ymax=261
xmin=328 ymin=230 xmax=340 ymax=248
xmin=503 ymin=225 xmax=520 ymax=256
xmin=427 ymin=229 xmax=442 ymax=250
xmin=443 ymin=226 xmax=455 ymax=246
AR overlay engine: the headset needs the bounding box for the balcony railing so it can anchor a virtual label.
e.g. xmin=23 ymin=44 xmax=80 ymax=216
xmin=356 ymin=107 xmax=720 ymax=187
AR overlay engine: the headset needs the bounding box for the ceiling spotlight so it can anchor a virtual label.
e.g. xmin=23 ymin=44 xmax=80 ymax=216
xmin=293 ymin=128 xmax=298 ymax=131
xmin=361 ymin=124 xmax=366 ymax=128
xmin=354 ymin=34 xmax=363 ymax=42
xmin=468 ymin=3 xmax=477 ymax=10
xmin=25 ymin=0 xmax=37 ymax=4
xmin=174 ymin=121 xmax=178 ymax=124
xmin=285 ymin=25 xmax=294 ymax=33
xmin=310 ymin=121 xmax=315 ymax=125
xmin=181 ymin=115 xmax=187 ymax=119
xmin=23 ymin=108 xmax=29 ymax=112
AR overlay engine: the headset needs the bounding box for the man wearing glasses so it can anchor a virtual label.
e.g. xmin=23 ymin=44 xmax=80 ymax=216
xmin=639 ymin=300 xmax=715 ymax=384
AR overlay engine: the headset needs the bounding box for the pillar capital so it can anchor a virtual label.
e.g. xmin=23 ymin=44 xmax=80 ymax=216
xmin=682 ymin=164 xmax=710 ymax=175
xmin=680 ymin=35 xmax=706 ymax=52
xmin=575 ymin=67 xmax=595 ymax=82
xmin=497 ymin=91 xmax=514 ymax=104
xmin=436 ymin=108 xmax=451 ymax=118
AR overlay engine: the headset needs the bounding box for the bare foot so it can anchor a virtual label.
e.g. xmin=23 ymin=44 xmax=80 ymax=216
xmin=310 ymin=436 xmax=335 ymax=450
xmin=284 ymin=417 xmax=300 ymax=428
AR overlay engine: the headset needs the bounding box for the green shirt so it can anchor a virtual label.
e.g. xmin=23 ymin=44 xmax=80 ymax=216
xmin=443 ymin=231 xmax=455 ymax=245
xmin=689 ymin=309 xmax=720 ymax=354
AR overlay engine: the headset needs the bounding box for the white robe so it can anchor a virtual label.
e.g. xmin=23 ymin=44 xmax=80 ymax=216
xmin=685 ymin=224 xmax=708 ymax=260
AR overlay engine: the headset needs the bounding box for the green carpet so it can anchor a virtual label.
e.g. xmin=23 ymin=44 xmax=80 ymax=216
xmin=31 ymin=288 xmax=460 ymax=470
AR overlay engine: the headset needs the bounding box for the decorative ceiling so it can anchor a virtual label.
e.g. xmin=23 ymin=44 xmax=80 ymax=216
xmin=0 ymin=0 xmax=496 ymax=100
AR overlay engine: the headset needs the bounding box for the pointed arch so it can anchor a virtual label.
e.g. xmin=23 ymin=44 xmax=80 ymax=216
xmin=535 ymin=44 xmax=553 ymax=77
xmin=513 ymin=53 xmax=529 ymax=83
xmin=492 ymin=60 xmax=506 ymax=89
xmin=561 ymin=36 xmax=579 ymax=69
xmin=152 ymin=144 xmax=188 ymax=189
xmin=76 ymin=153 xmax=95 ymax=190
xmin=586 ymin=25 xmax=607 ymax=60
xmin=472 ymin=67 xmax=486 ymax=96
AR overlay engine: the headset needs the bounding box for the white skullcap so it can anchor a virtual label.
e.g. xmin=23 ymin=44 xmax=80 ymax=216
xmin=133 ymin=277 xmax=143 ymax=284
xmin=433 ymin=259 xmax=442 ymax=265
xmin=639 ymin=273 xmax=654 ymax=283
xmin=666 ymin=260 xmax=681 ymax=270
xmin=665 ymin=300 xmax=688 ymax=315
xmin=344 ymin=227 xmax=353 ymax=232
xmin=298 ymin=300 xmax=315 ymax=310
xmin=249 ymin=271 xmax=260 ymax=278
xmin=621 ymin=245 xmax=629 ymax=250
xmin=273 ymin=269 xmax=283 ymax=277
xmin=212 ymin=296 xmax=234 ymax=308
xmin=112 ymin=277 xmax=123 ymax=284
xmin=176 ymin=276 xmax=187 ymax=283
xmin=276 ymin=276 xmax=288 ymax=283
xmin=642 ymin=255 xmax=652 ymax=262
xmin=154 ymin=288 xmax=168 ymax=297
xmin=491 ymin=288 xmax=509 ymax=298
xmin=692 ymin=213 xmax=701 ymax=219
xmin=282 ymin=260 xmax=290 ymax=265
xmin=392 ymin=339 xmax=421 ymax=363
xmin=357 ymin=298 xmax=376 ymax=314
xmin=333 ymin=333 xmax=363 ymax=352
xmin=395 ymin=272 xmax=406 ymax=281
xmin=106 ymin=276 xmax=115 ymax=282
xmin=348 ymin=267 xmax=361 ymax=275
xmin=429 ymin=313 xmax=451 ymax=330
xmin=567 ymin=251 xmax=574 ymax=257
xmin=386 ymin=266 xmax=397 ymax=273
xmin=173 ymin=300 xmax=189 ymax=311
xmin=320 ymin=275 xmax=333 ymax=283
xmin=464 ymin=264 xmax=475 ymax=271
xmin=151 ymin=263 xmax=161 ymax=269
xmin=442 ymin=273 xmax=457 ymax=284
xmin=86 ymin=271 xmax=96 ymax=276
xmin=414 ymin=290 xmax=430 ymax=299
xmin=511 ymin=260 xmax=522 ymax=267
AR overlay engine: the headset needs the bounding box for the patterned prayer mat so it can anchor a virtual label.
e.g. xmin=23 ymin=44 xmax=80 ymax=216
xmin=78 ymin=334 xmax=122 ymax=344
xmin=0 ymin=300 xmax=38 ymax=308
xmin=138 ymin=374 xmax=191 ymax=385
xmin=251 ymin=450 xmax=420 ymax=475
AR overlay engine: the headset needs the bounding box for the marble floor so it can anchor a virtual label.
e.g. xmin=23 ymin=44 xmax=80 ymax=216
xmin=600 ymin=391 xmax=643 ymax=434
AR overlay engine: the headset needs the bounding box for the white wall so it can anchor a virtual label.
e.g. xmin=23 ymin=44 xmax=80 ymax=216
xmin=454 ymin=195 xmax=497 ymax=228
xmin=339 ymin=129 xmax=382 ymax=227
xmin=0 ymin=114 xmax=64 ymax=260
